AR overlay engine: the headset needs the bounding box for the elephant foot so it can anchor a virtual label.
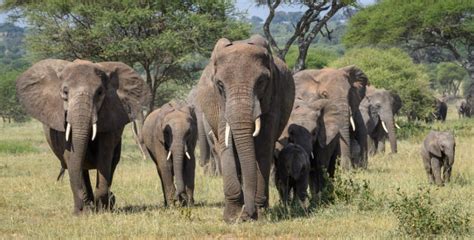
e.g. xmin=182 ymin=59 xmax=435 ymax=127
xmin=224 ymin=202 xmax=258 ymax=223
xmin=95 ymin=191 xmax=115 ymax=211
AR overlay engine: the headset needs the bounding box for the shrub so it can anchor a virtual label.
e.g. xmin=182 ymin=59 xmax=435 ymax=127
xmin=329 ymin=47 xmax=435 ymax=121
xmin=285 ymin=45 xmax=342 ymax=70
xmin=390 ymin=188 xmax=470 ymax=237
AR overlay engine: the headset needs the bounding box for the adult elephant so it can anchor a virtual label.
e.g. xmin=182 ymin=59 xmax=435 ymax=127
xmin=16 ymin=59 xmax=150 ymax=214
xmin=457 ymin=99 xmax=470 ymax=118
xmin=187 ymin=88 xmax=221 ymax=175
xmin=360 ymin=87 xmax=402 ymax=155
xmin=276 ymin=96 xmax=343 ymax=202
xmin=293 ymin=66 xmax=369 ymax=170
xmin=195 ymin=35 xmax=295 ymax=222
xmin=142 ymin=101 xmax=197 ymax=206
xmin=434 ymin=98 xmax=448 ymax=122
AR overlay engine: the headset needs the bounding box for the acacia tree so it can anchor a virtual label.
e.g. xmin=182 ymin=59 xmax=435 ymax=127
xmin=344 ymin=0 xmax=474 ymax=84
xmin=258 ymin=0 xmax=355 ymax=72
xmin=2 ymin=0 xmax=249 ymax=112
xmin=434 ymin=62 xmax=467 ymax=97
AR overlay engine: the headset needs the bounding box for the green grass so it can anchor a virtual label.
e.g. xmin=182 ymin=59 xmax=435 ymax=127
xmin=0 ymin=104 xmax=473 ymax=238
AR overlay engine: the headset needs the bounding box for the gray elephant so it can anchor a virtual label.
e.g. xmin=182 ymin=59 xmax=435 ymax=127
xmin=275 ymin=143 xmax=310 ymax=208
xmin=187 ymin=88 xmax=221 ymax=176
xmin=142 ymin=101 xmax=197 ymax=206
xmin=16 ymin=59 xmax=151 ymax=214
xmin=433 ymin=98 xmax=448 ymax=122
xmin=195 ymin=35 xmax=295 ymax=222
xmin=420 ymin=131 xmax=455 ymax=186
xmin=360 ymin=87 xmax=402 ymax=155
xmin=293 ymin=66 xmax=369 ymax=170
xmin=457 ymin=99 xmax=470 ymax=118
xmin=276 ymin=97 xmax=342 ymax=202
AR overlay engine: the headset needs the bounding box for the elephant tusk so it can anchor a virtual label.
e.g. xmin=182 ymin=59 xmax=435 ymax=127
xmin=350 ymin=116 xmax=356 ymax=131
xmin=311 ymin=152 xmax=314 ymax=159
xmin=225 ymin=122 xmax=230 ymax=147
xmin=253 ymin=117 xmax=261 ymax=137
xmin=381 ymin=121 xmax=389 ymax=133
xmin=185 ymin=151 xmax=191 ymax=159
xmin=167 ymin=151 xmax=172 ymax=161
xmin=92 ymin=123 xmax=97 ymax=141
xmin=65 ymin=123 xmax=71 ymax=142
xmin=395 ymin=122 xmax=401 ymax=129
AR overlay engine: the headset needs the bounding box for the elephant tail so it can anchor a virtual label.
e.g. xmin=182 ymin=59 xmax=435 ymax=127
xmin=56 ymin=167 xmax=66 ymax=181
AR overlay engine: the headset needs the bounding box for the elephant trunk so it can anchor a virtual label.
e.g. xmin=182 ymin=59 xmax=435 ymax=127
xmin=171 ymin=140 xmax=186 ymax=199
xmin=338 ymin=102 xmax=352 ymax=170
xmin=67 ymin=94 xmax=94 ymax=213
xmin=197 ymin=112 xmax=210 ymax=167
xmin=381 ymin=114 xmax=397 ymax=153
xmin=226 ymin=88 xmax=258 ymax=219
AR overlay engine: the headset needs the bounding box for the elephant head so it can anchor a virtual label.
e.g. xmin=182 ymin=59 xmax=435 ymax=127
xmin=16 ymin=59 xmax=150 ymax=212
xmin=360 ymin=87 xmax=402 ymax=153
xmin=293 ymin=66 xmax=368 ymax=169
xmin=157 ymin=101 xmax=197 ymax=201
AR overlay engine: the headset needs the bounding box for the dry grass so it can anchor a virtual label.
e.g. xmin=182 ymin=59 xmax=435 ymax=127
xmin=0 ymin=105 xmax=472 ymax=239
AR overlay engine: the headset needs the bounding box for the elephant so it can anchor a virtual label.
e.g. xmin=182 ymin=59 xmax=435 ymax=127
xmin=420 ymin=131 xmax=455 ymax=186
xmin=360 ymin=87 xmax=402 ymax=155
xmin=457 ymin=99 xmax=470 ymax=118
xmin=275 ymin=143 xmax=310 ymax=208
xmin=433 ymin=98 xmax=448 ymax=121
xmin=194 ymin=35 xmax=295 ymax=222
xmin=275 ymin=96 xmax=343 ymax=203
xmin=142 ymin=100 xmax=197 ymax=206
xmin=293 ymin=66 xmax=369 ymax=170
xmin=186 ymin=87 xmax=221 ymax=176
xmin=16 ymin=59 xmax=151 ymax=214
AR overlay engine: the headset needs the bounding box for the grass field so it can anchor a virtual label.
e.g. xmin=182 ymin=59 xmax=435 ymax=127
xmin=1 ymin=105 xmax=473 ymax=239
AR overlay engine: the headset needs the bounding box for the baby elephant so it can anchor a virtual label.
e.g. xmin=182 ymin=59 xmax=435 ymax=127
xmin=275 ymin=143 xmax=310 ymax=208
xmin=142 ymin=101 xmax=197 ymax=206
xmin=420 ymin=131 xmax=455 ymax=186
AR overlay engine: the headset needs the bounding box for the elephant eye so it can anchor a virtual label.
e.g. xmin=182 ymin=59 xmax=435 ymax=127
xmin=61 ymin=87 xmax=69 ymax=101
xmin=97 ymin=87 xmax=103 ymax=96
xmin=216 ymin=80 xmax=225 ymax=97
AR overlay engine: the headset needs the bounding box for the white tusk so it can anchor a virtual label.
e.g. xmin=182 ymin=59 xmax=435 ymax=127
xmin=252 ymin=117 xmax=261 ymax=137
xmin=381 ymin=121 xmax=389 ymax=133
xmin=91 ymin=123 xmax=97 ymax=141
xmin=185 ymin=145 xmax=191 ymax=159
xmin=167 ymin=151 xmax=172 ymax=161
xmin=65 ymin=123 xmax=71 ymax=142
xmin=395 ymin=122 xmax=401 ymax=129
xmin=225 ymin=122 xmax=230 ymax=147
xmin=350 ymin=116 xmax=356 ymax=131
xmin=311 ymin=152 xmax=314 ymax=159
xmin=185 ymin=151 xmax=191 ymax=159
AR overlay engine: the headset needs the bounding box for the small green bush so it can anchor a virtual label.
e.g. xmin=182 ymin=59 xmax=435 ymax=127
xmin=390 ymin=188 xmax=470 ymax=237
xmin=0 ymin=140 xmax=38 ymax=154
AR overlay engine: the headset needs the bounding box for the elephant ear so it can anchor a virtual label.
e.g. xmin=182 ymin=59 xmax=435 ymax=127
xmin=391 ymin=92 xmax=402 ymax=115
xmin=97 ymin=62 xmax=151 ymax=132
xmin=16 ymin=59 xmax=71 ymax=131
xmin=427 ymin=136 xmax=442 ymax=157
xmin=340 ymin=65 xmax=369 ymax=89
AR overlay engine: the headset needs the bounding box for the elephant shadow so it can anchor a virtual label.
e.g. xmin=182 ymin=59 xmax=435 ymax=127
xmin=115 ymin=204 xmax=161 ymax=214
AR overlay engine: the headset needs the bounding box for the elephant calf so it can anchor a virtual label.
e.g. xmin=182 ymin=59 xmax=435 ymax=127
xmin=275 ymin=143 xmax=310 ymax=208
xmin=142 ymin=101 xmax=197 ymax=206
xmin=420 ymin=131 xmax=455 ymax=186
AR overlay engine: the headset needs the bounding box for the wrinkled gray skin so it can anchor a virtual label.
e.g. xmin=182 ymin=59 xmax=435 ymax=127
xmin=275 ymin=143 xmax=310 ymax=208
xmin=195 ymin=35 xmax=295 ymax=222
xmin=142 ymin=101 xmax=197 ymax=206
xmin=420 ymin=131 xmax=456 ymax=186
xmin=292 ymin=66 xmax=369 ymax=170
xmin=457 ymin=99 xmax=470 ymax=118
xmin=16 ymin=59 xmax=150 ymax=214
xmin=276 ymin=97 xmax=342 ymax=202
xmin=186 ymin=88 xmax=221 ymax=175
xmin=360 ymin=87 xmax=402 ymax=155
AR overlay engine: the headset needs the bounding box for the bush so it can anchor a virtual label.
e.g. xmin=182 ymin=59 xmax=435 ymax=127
xmin=390 ymin=188 xmax=470 ymax=237
xmin=329 ymin=47 xmax=435 ymax=121
xmin=285 ymin=45 xmax=342 ymax=70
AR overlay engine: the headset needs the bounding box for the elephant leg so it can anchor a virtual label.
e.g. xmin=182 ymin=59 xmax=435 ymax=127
xmin=430 ymin=157 xmax=443 ymax=186
xmin=95 ymin=153 xmax=113 ymax=210
xmin=294 ymin=177 xmax=309 ymax=209
xmin=422 ymin=155 xmax=435 ymax=184
xmin=255 ymin=129 xmax=273 ymax=212
xmin=184 ymin=156 xmax=196 ymax=206
xmin=442 ymin=160 xmax=452 ymax=183
xmin=82 ymin=170 xmax=94 ymax=207
xmin=367 ymin=136 xmax=376 ymax=156
xmin=377 ymin=139 xmax=385 ymax=154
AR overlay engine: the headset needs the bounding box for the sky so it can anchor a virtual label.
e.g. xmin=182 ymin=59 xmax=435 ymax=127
xmin=0 ymin=0 xmax=376 ymax=25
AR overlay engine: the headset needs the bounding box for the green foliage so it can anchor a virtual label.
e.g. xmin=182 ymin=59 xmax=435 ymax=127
xmin=0 ymin=140 xmax=38 ymax=154
xmin=432 ymin=62 xmax=467 ymax=96
xmin=329 ymin=47 xmax=434 ymax=121
xmin=390 ymin=188 xmax=470 ymax=237
xmin=0 ymin=68 xmax=28 ymax=122
xmin=285 ymin=45 xmax=342 ymax=70
xmin=331 ymin=172 xmax=381 ymax=211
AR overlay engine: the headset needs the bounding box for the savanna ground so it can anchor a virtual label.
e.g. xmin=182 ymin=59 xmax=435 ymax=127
xmin=0 ymin=104 xmax=472 ymax=239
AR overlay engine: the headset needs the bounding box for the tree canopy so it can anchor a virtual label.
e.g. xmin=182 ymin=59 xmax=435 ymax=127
xmin=329 ymin=47 xmax=434 ymax=121
xmin=343 ymin=0 xmax=474 ymax=84
xmin=2 ymin=0 xmax=249 ymax=111
xmin=433 ymin=62 xmax=468 ymax=97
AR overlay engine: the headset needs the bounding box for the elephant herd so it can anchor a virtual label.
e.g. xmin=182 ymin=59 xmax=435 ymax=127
xmin=15 ymin=35 xmax=457 ymax=222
